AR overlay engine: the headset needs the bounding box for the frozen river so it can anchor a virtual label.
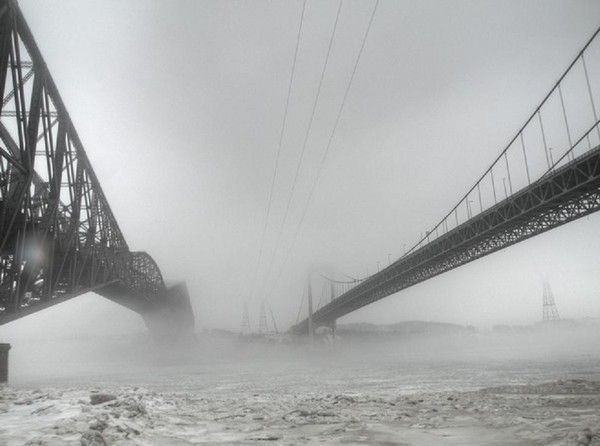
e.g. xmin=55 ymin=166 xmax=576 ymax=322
xmin=1 ymin=324 xmax=600 ymax=444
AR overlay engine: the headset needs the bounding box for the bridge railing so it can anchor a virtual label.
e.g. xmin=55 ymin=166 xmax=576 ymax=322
xmin=403 ymin=27 xmax=600 ymax=257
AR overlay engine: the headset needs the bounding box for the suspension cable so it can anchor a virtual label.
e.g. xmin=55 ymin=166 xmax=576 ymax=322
xmin=401 ymin=25 xmax=600 ymax=261
xmin=319 ymin=273 xmax=366 ymax=284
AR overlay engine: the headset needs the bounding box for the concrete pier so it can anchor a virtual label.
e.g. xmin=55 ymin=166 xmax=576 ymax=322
xmin=142 ymin=282 xmax=195 ymax=340
xmin=0 ymin=343 xmax=10 ymax=383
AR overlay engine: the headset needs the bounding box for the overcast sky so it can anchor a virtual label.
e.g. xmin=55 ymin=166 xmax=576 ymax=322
xmin=2 ymin=0 xmax=600 ymax=338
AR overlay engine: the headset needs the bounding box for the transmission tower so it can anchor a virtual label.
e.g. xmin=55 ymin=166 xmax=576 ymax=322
xmin=241 ymin=302 xmax=251 ymax=335
xmin=269 ymin=305 xmax=279 ymax=334
xmin=542 ymin=281 xmax=560 ymax=322
xmin=258 ymin=302 xmax=268 ymax=334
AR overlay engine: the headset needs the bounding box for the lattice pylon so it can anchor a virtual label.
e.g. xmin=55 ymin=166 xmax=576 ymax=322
xmin=542 ymin=281 xmax=560 ymax=322
xmin=241 ymin=302 xmax=251 ymax=335
xmin=258 ymin=301 xmax=268 ymax=334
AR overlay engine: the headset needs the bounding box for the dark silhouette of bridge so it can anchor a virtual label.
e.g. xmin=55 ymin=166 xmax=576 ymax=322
xmin=291 ymin=26 xmax=600 ymax=335
xmin=0 ymin=0 xmax=193 ymax=332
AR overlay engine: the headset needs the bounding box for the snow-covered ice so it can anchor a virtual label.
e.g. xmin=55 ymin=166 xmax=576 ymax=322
xmin=1 ymin=326 xmax=600 ymax=445
xmin=1 ymin=378 xmax=600 ymax=445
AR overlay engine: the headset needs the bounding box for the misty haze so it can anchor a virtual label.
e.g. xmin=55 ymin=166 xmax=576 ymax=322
xmin=1 ymin=0 xmax=600 ymax=445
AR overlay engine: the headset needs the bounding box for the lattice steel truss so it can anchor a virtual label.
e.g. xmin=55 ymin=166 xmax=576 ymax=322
xmin=0 ymin=0 xmax=168 ymax=325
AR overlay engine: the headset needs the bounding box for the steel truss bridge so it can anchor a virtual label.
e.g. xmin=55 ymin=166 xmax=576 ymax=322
xmin=0 ymin=0 xmax=193 ymax=332
xmin=291 ymin=26 xmax=600 ymax=335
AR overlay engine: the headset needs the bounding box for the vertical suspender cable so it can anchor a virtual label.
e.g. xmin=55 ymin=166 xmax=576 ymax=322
xmin=520 ymin=132 xmax=531 ymax=184
xmin=558 ymin=83 xmax=574 ymax=160
xmin=538 ymin=110 xmax=551 ymax=169
xmin=504 ymin=152 xmax=513 ymax=194
xmin=490 ymin=168 xmax=497 ymax=203
xmin=582 ymin=52 xmax=600 ymax=142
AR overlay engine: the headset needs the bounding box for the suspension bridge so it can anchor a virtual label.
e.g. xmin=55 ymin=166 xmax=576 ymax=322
xmin=0 ymin=0 xmax=193 ymax=333
xmin=291 ymin=25 xmax=600 ymax=335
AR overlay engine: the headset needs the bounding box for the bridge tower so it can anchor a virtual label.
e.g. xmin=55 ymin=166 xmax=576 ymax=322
xmin=329 ymin=280 xmax=336 ymax=333
xmin=307 ymin=274 xmax=314 ymax=341
xmin=542 ymin=281 xmax=560 ymax=322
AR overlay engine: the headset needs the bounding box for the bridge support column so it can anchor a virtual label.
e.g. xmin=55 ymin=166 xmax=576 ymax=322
xmin=0 ymin=343 xmax=10 ymax=383
xmin=142 ymin=282 xmax=195 ymax=340
xmin=307 ymin=275 xmax=314 ymax=341
xmin=329 ymin=280 xmax=336 ymax=335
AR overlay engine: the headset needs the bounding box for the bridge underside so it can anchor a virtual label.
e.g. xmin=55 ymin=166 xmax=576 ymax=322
xmin=98 ymin=281 xmax=195 ymax=338
xmin=0 ymin=277 xmax=195 ymax=337
xmin=291 ymin=146 xmax=600 ymax=335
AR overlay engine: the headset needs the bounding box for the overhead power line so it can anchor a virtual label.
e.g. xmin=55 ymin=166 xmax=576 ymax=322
xmin=249 ymin=0 xmax=307 ymax=302
xmin=259 ymin=0 xmax=344 ymax=298
xmin=267 ymin=0 xmax=380 ymax=298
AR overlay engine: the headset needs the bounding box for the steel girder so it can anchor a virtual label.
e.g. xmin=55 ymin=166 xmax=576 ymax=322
xmin=0 ymin=1 xmax=171 ymax=325
xmin=291 ymin=146 xmax=600 ymax=334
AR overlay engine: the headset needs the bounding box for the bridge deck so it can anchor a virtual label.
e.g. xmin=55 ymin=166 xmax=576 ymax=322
xmin=291 ymin=146 xmax=600 ymax=334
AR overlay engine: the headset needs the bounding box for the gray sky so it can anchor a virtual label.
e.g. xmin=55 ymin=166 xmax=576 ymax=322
xmin=3 ymin=0 xmax=600 ymax=337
